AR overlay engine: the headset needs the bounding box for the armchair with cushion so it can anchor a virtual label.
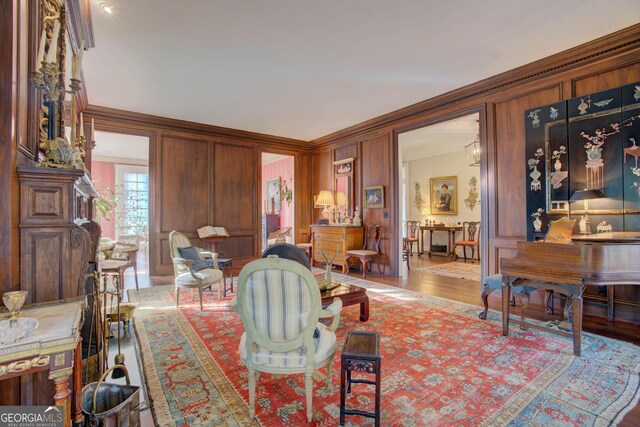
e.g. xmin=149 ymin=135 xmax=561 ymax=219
xmin=234 ymin=256 xmax=342 ymax=422
xmin=169 ymin=230 xmax=223 ymax=310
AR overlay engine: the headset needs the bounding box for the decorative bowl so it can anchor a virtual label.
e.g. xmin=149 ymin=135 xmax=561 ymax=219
xmin=0 ymin=317 xmax=39 ymax=346
xmin=2 ymin=291 xmax=28 ymax=318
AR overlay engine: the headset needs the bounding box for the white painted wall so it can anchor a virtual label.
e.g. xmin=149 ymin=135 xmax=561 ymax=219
xmin=407 ymin=150 xmax=481 ymax=256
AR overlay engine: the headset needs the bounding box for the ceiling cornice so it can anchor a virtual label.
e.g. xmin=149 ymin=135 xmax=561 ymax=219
xmin=84 ymin=104 xmax=311 ymax=150
xmin=310 ymin=23 xmax=640 ymax=148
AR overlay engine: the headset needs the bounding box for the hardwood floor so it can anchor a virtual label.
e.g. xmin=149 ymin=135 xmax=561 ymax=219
xmin=124 ymin=248 xmax=639 ymax=426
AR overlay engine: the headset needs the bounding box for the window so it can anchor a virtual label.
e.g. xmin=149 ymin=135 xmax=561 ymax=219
xmin=115 ymin=165 xmax=149 ymax=239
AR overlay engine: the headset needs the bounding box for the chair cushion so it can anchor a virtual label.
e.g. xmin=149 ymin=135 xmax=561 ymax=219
xmin=239 ymin=322 xmax=336 ymax=368
xmin=176 ymin=268 xmax=222 ymax=285
xmin=455 ymin=240 xmax=479 ymax=245
xmin=178 ymin=246 xmax=208 ymax=272
xmin=100 ymin=259 xmax=130 ymax=270
xmin=346 ymin=250 xmax=377 ymax=257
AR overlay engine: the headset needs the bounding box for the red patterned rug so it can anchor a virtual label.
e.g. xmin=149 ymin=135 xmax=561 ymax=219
xmin=129 ymin=275 xmax=640 ymax=426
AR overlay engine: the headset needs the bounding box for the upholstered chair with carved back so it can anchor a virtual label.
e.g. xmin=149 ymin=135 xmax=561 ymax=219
xmin=234 ymin=256 xmax=342 ymax=422
xmin=169 ymin=230 xmax=223 ymax=310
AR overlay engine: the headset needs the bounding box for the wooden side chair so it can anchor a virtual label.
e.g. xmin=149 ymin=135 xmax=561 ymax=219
xmin=402 ymin=221 xmax=421 ymax=256
xmin=451 ymin=221 xmax=480 ymax=261
xmin=346 ymin=225 xmax=383 ymax=278
xmin=234 ymin=256 xmax=342 ymax=422
xmin=295 ymin=231 xmax=314 ymax=260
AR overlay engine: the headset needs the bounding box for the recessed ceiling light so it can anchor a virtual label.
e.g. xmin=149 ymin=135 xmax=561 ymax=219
xmin=100 ymin=3 xmax=113 ymax=14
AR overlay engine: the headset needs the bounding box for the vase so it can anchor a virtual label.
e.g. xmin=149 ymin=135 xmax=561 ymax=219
xmin=554 ymin=160 xmax=562 ymax=171
xmin=533 ymin=217 xmax=542 ymax=232
xmin=586 ymin=149 xmax=602 ymax=161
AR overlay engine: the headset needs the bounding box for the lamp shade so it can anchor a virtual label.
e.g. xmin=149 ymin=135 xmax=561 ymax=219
xmin=336 ymin=191 xmax=347 ymax=207
xmin=421 ymin=207 xmax=430 ymax=216
xmin=316 ymin=190 xmax=334 ymax=206
xmin=570 ymin=189 xmax=604 ymax=201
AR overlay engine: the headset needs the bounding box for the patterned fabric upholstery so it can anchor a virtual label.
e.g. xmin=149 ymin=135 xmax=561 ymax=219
xmin=235 ymin=256 xmax=342 ymax=422
xmin=239 ymin=323 xmax=336 ymax=368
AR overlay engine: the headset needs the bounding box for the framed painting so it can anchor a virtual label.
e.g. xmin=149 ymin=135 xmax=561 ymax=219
xmin=363 ymin=185 xmax=384 ymax=208
xmin=430 ymin=176 xmax=457 ymax=215
xmin=266 ymin=177 xmax=281 ymax=212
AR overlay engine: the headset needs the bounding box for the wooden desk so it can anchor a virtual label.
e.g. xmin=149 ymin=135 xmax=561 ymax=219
xmin=419 ymin=225 xmax=462 ymax=257
xmin=0 ymin=301 xmax=83 ymax=426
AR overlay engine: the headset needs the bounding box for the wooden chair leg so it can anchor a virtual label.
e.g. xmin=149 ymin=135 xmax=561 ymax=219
xmin=361 ymin=257 xmax=366 ymax=278
xmin=463 ymin=246 xmax=467 ymax=261
xmin=248 ymin=368 xmax=256 ymax=418
xmin=305 ymin=372 xmax=313 ymax=422
xmin=176 ymin=287 xmax=180 ymax=307
xmin=133 ymin=264 xmax=139 ymax=290
xmin=198 ymin=287 xmax=204 ymax=311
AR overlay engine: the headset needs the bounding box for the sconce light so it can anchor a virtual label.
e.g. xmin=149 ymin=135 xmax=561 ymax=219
xmin=465 ymin=133 xmax=481 ymax=166
xmin=335 ymin=191 xmax=347 ymax=207
xmin=316 ymin=190 xmax=334 ymax=225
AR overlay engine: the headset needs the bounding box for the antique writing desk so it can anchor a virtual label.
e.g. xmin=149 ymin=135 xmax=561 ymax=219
xmin=0 ymin=301 xmax=83 ymax=426
xmin=500 ymin=241 xmax=640 ymax=356
xmin=419 ymin=224 xmax=462 ymax=257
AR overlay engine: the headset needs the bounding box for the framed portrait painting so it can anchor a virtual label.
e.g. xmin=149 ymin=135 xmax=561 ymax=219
xmin=430 ymin=176 xmax=457 ymax=215
xmin=363 ymin=185 xmax=384 ymax=208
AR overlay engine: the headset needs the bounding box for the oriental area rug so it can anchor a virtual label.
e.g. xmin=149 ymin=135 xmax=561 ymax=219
xmin=128 ymin=275 xmax=640 ymax=426
xmin=415 ymin=262 xmax=481 ymax=281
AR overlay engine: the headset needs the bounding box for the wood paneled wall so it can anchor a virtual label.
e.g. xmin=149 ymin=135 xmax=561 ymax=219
xmin=310 ymin=24 xmax=640 ymax=280
xmin=82 ymin=106 xmax=312 ymax=275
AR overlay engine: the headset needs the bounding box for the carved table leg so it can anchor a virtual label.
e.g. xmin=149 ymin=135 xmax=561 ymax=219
xmin=544 ymin=290 xmax=554 ymax=314
xmin=502 ymin=277 xmax=511 ymax=336
xmin=571 ymin=294 xmax=583 ymax=357
xmin=53 ymin=374 xmax=71 ymax=427
xmin=478 ymin=285 xmax=492 ymax=320
xmin=513 ymin=291 xmax=530 ymax=331
xmin=360 ymin=296 xmax=369 ymax=322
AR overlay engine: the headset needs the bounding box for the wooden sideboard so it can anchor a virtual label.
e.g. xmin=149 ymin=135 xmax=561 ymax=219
xmin=311 ymin=225 xmax=363 ymax=273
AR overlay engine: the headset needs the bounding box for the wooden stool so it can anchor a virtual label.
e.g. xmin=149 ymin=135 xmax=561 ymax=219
xmin=340 ymin=331 xmax=381 ymax=426
xmin=217 ymin=258 xmax=233 ymax=296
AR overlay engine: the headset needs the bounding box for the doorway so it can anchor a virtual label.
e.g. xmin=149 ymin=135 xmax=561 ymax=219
xmin=397 ymin=112 xmax=483 ymax=278
xmin=90 ymin=130 xmax=150 ymax=246
xmin=261 ymin=153 xmax=295 ymax=251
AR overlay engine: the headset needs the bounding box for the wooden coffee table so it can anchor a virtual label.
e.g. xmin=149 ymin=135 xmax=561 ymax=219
xmin=321 ymin=284 xmax=369 ymax=321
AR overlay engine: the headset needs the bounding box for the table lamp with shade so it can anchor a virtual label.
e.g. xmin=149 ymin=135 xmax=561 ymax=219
xmin=316 ymin=190 xmax=334 ymax=225
xmin=570 ymin=189 xmax=604 ymax=234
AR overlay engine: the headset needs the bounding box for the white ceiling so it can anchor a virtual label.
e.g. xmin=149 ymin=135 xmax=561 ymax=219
xmin=91 ymin=130 xmax=149 ymax=163
xmin=400 ymin=113 xmax=478 ymax=161
xmin=83 ymin=0 xmax=640 ymax=141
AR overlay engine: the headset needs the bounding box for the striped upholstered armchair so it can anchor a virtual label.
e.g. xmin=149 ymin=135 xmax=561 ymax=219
xmin=235 ymin=256 xmax=342 ymax=422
